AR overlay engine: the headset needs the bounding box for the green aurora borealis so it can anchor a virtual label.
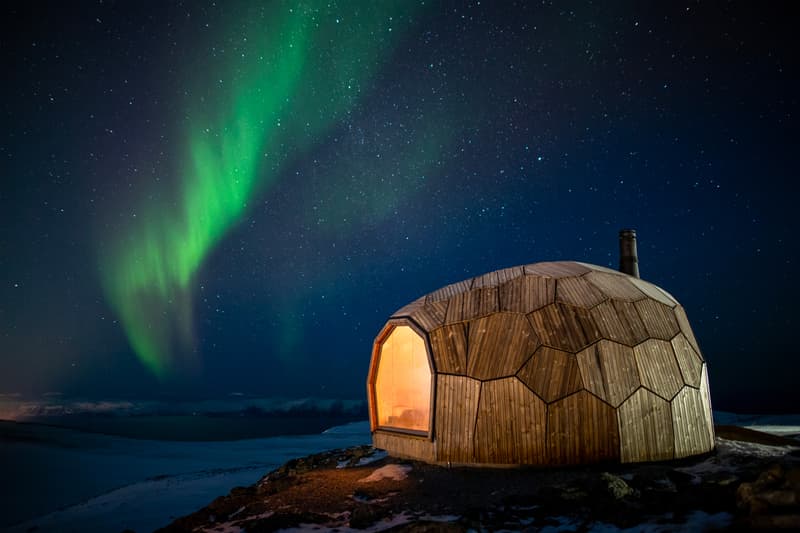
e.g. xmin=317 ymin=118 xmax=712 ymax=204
xmin=99 ymin=2 xmax=421 ymax=377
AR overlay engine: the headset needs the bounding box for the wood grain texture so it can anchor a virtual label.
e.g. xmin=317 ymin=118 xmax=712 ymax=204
xmin=556 ymin=276 xmax=607 ymax=308
xmin=671 ymin=333 xmax=703 ymax=387
xmin=634 ymin=299 xmax=680 ymax=340
xmin=576 ymin=340 xmax=640 ymax=407
xmin=672 ymin=382 xmax=715 ymax=458
xmin=674 ymin=305 xmax=703 ymax=358
xmin=700 ymin=364 xmax=716 ymax=447
xmin=547 ymin=390 xmax=620 ymax=465
xmin=524 ymin=261 xmax=592 ymax=278
xmin=527 ymin=302 xmax=601 ymax=353
xmin=467 ymin=313 xmax=540 ymax=379
xmin=585 ymin=271 xmax=647 ymax=302
xmin=374 ymin=430 xmax=435 ymax=462
xmin=427 ymin=278 xmax=473 ymax=303
xmin=444 ymin=292 xmax=467 ymax=324
xmin=518 ymin=346 xmax=582 ymax=403
xmin=634 ymin=339 xmax=684 ymax=401
xmin=617 ymin=388 xmax=674 ymax=462
xmin=630 ymin=277 xmax=678 ymax=308
xmin=499 ymin=275 xmax=555 ymax=313
xmin=391 ymin=297 xmax=425 ymax=319
xmin=590 ymin=299 xmax=649 ymax=346
xmin=496 ymin=266 xmax=525 ymax=284
xmin=429 ymin=323 xmax=468 ymax=374
xmin=472 ymin=270 xmax=499 ymax=289
xmin=462 ymin=287 xmax=499 ymax=321
xmin=575 ymin=262 xmax=625 ymax=276
xmin=473 ymin=378 xmax=547 ymax=464
xmin=435 ymin=374 xmax=481 ymax=463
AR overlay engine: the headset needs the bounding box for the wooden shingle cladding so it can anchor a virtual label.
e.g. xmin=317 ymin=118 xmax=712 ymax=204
xmin=368 ymin=261 xmax=714 ymax=466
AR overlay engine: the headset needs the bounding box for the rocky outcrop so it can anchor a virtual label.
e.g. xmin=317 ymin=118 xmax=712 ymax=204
xmin=158 ymin=430 xmax=799 ymax=532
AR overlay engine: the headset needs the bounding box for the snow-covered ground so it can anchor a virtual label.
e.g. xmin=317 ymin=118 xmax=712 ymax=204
xmin=2 ymin=420 xmax=370 ymax=533
xmin=714 ymin=410 xmax=800 ymax=437
xmin=2 ymin=410 xmax=797 ymax=533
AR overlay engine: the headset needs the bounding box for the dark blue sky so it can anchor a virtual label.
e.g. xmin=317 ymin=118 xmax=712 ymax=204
xmin=1 ymin=1 xmax=797 ymax=412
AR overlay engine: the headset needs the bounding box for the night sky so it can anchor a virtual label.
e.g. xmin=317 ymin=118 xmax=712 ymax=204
xmin=1 ymin=1 xmax=797 ymax=412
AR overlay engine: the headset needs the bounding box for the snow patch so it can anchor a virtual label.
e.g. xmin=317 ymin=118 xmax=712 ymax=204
xmin=358 ymin=464 xmax=412 ymax=483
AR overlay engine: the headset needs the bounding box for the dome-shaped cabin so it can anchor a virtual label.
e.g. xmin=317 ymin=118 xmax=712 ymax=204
xmin=366 ymin=261 xmax=714 ymax=466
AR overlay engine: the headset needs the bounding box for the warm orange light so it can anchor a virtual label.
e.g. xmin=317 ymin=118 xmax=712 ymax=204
xmin=375 ymin=325 xmax=431 ymax=432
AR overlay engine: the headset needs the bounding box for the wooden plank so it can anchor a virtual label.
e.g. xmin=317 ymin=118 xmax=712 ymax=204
xmin=518 ymin=346 xmax=582 ymax=403
xmin=462 ymin=287 xmax=499 ymax=321
xmin=467 ymin=313 xmax=540 ymax=379
xmin=585 ymin=271 xmax=647 ymax=301
xmin=392 ymin=297 xmax=447 ymax=332
xmin=556 ymin=276 xmax=607 ymax=308
xmin=427 ymin=278 xmax=473 ymax=303
xmin=429 ymin=324 xmax=467 ymax=375
xmin=373 ymin=430 xmax=435 ymax=462
xmin=547 ymin=390 xmax=620 ymax=465
xmin=674 ymin=305 xmax=702 ymax=358
xmin=575 ymin=262 xmax=625 ymax=276
xmin=630 ymin=277 xmax=678 ymax=308
xmin=435 ymin=375 xmax=481 ymax=463
xmin=496 ymin=266 xmax=524 ymax=284
xmin=617 ymin=388 xmax=674 ymax=462
xmin=700 ymin=364 xmax=716 ymax=447
xmin=444 ymin=292 xmax=466 ymax=324
xmin=472 ymin=270 xmax=499 ymax=289
xmin=672 ymin=380 xmax=715 ymax=458
xmin=499 ymin=275 xmax=555 ymax=313
xmin=634 ymin=339 xmax=684 ymax=401
xmin=590 ymin=299 xmax=649 ymax=346
xmin=527 ymin=302 xmax=601 ymax=353
xmin=391 ymin=296 xmax=426 ymax=318
xmin=671 ymin=333 xmax=703 ymax=387
xmin=524 ymin=261 xmax=592 ymax=278
xmin=576 ymin=340 xmax=640 ymax=407
xmin=634 ymin=299 xmax=680 ymax=340
xmin=473 ymin=378 xmax=547 ymax=464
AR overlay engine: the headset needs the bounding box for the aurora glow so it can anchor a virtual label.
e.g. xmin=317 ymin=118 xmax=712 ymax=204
xmin=99 ymin=2 xmax=419 ymax=377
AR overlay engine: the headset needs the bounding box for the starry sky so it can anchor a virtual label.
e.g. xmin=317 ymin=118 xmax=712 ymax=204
xmin=1 ymin=1 xmax=797 ymax=412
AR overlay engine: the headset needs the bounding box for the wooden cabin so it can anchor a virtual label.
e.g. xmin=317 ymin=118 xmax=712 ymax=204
xmin=366 ymin=260 xmax=714 ymax=466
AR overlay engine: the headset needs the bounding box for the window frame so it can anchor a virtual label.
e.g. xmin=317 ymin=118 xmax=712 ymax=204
xmin=368 ymin=318 xmax=436 ymax=439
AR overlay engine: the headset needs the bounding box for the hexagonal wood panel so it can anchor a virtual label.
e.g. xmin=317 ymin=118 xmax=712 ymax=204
xmin=672 ymin=378 xmax=715 ymax=458
xmin=674 ymin=305 xmax=702 ymax=357
xmin=617 ymin=388 xmax=675 ymax=462
xmin=527 ymin=302 xmax=600 ymax=353
xmin=585 ymin=271 xmax=647 ymax=301
xmin=518 ymin=346 xmax=582 ymax=403
xmin=524 ymin=262 xmax=591 ymax=278
xmin=499 ymin=275 xmax=555 ymax=313
xmin=630 ymin=277 xmax=677 ymax=308
xmin=547 ymin=390 xmax=620 ymax=465
xmin=634 ymin=339 xmax=684 ymax=401
xmin=671 ymin=333 xmax=703 ymax=387
xmin=556 ymin=276 xmax=607 ymax=308
xmin=634 ymin=299 xmax=680 ymax=340
xmin=590 ymin=299 xmax=649 ymax=346
xmin=435 ymin=374 xmax=481 ymax=463
xmin=473 ymin=378 xmax=547 ymax=464
xmin=576 ymin=340 xmax=640 ymax=407
xmin=429 ymin=323 xmax=467 ymax=375
xmin=467 ymin=313 xmax=540 ymax=379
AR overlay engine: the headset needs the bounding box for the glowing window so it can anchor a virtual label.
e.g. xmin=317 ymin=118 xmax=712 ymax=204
xmin=375 ymin=325 xmax=432 ymax=433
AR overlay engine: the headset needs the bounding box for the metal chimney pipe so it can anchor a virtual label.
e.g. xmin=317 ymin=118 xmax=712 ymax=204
xmin=619 ymin=229 xmax=640 ymax=278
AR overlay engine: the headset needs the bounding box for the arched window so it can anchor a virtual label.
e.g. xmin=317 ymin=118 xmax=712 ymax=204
xmin=374 ymin=325 xmax=432 ymax=433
